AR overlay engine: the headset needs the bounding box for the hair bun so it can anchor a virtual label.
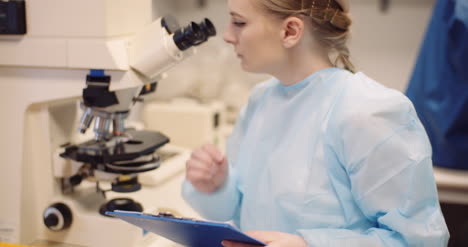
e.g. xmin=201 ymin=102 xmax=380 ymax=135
xmin=335 ymin=0 xmax=349 ymax=12
xmin=329 ymin=10 xmax=351 ymax=30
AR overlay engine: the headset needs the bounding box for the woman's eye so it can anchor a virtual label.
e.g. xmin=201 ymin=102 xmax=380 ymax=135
xmin=233 ymin=21 xmax=246 ymax=27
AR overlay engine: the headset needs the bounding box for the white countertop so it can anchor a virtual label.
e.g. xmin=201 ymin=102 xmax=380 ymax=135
xmin=433 ymin=166 xmax=468 ymax=205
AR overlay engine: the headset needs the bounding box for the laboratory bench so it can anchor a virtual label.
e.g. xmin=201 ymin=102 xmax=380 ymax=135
xmin=434 ymin=166 xmax=468 ymax=247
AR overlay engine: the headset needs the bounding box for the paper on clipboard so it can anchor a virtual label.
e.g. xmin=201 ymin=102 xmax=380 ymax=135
xmin=106 ymin=210 xmax=266 ymax=247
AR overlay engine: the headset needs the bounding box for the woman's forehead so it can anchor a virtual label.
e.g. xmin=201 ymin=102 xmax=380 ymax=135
xmin=228 ymin=0 xmax=261 ymax=17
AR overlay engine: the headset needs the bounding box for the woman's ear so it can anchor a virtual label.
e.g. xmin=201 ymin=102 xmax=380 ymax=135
xmin=281 ymin=16 xmax=304 ymax=48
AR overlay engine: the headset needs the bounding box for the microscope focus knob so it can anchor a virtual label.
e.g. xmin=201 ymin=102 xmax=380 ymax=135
xmin=43 ymin=203 xmax=73 ymax=231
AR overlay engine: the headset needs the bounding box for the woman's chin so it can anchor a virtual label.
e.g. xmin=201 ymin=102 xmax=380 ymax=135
xmin=240 ymin=60 xmax=249 ymax=71
xmin=240 ymin=61 xmax=256 ymax=73
xmin=241 ymin=65 xmax=264 ymax=74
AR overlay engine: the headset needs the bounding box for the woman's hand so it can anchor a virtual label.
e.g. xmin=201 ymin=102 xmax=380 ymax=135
xmin=185 ymin=144 xmax=228 ymax=193
xmin=221 ymin=231 xmax=308 ymax=247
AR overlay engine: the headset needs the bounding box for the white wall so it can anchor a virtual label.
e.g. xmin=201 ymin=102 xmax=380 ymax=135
xmin=349 ymin=0 xmax=435 ymax=91
xmin=150 ymin=0 xmax=436 ymax=111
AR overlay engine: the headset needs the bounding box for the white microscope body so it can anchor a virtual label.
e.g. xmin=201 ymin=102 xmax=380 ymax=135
xmin=0 ymin=0 xmax=214 ymax=246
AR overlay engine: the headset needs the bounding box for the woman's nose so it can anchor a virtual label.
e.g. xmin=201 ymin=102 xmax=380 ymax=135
xmin=223 ymin=27 xmax=236 ymax=44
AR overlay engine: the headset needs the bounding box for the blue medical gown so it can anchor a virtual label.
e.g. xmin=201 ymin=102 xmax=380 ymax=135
xmin=406 ymin=0 xmax=468 ymax=169
xmin=182 ymin=68 xmax=449 ymax=246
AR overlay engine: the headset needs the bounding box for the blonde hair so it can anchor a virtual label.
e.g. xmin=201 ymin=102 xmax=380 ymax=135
xmin=257 ymin=0 xmax=355 ymax=73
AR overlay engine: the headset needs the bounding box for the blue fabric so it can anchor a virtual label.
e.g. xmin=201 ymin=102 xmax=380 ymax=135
xmin=182 ymin=68 xmax=449 ymax=246
xmin=406 ymin=0 xmax=468 ymax=169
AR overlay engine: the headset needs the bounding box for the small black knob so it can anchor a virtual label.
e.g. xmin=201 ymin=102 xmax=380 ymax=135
xmin=43 ymin=203 xmax=73 ymax=231
xmin=69 ymin=174 xmax=83 ymax=186
xmin=44 ymin=214 xmax=59 ymax=228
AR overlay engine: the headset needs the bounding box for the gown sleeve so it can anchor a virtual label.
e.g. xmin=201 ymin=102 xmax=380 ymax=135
xmin=180 ymin=106 xmax=246 ymax=221
xmin=298 ymin=81 xmax=449 ymax=246
xmin=181 ymin=169 xmax=241 ymax=221
xmin=181 ymin=81 xmax=271 ymax=222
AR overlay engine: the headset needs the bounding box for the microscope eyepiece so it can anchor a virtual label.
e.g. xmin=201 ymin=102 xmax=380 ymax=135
xmin=199 ymin=18 xmax=216 ymax=38
xmin=173 ymin=18 xmax=216 ymax=51
xmin=173 ymin=22 xmax=203 ymax=51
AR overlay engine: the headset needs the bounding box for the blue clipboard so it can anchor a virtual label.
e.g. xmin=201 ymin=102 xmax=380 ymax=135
xmin=106 ymin=210 xmax=266 ymax=247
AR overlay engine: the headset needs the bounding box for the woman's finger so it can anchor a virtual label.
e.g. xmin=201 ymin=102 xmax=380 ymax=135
xmin=190 ymin=148 xmax=215 ymax=166
xmin=221 ymin=240 xmax=258 ymax=247
xmin=202 ymin=144 xmax=224 ymax=163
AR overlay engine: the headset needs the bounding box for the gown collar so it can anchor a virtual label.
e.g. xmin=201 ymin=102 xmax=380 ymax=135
xmin=277 ymin=67 xmax=342 ymax=92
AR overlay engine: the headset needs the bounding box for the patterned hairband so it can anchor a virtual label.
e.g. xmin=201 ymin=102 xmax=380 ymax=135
xmin=310 ymin=0 xmax=316 ymax=16
xmin=330 ymin=9 xmax=340 ymax=23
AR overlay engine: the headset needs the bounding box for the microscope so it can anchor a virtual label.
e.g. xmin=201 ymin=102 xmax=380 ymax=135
xmin=58 ymin=15 xmax=216 ymax=218
xmin=0 ymin=0 xmax=214 ymax=246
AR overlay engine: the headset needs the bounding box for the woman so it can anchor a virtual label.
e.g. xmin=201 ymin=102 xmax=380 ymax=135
xmin=182 ymin=0 xmax=449 ymax=246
